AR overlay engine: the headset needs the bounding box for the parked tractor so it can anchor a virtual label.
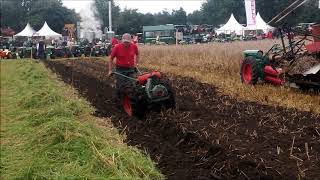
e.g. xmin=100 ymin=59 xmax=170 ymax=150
xmin=0 ymin=49 xmax=14 ymax=59
xmin=112 ymin=68 xmax=175 ymax=118
xmin=240 ymin=0 xmax=320 ymax=90
xmin=0 ymin=46 xmax=18 ymax=59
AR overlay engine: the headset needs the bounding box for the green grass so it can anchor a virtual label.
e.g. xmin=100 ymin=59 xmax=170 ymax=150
xmin=0 ymin=60 xmax=164 ymax=180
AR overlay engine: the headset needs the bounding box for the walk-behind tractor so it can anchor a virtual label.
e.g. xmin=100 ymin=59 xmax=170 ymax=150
xmin=112 ymin=68 xmax=175 ymax=118
xmin=240 ymin=0 xmax=320 ymax=90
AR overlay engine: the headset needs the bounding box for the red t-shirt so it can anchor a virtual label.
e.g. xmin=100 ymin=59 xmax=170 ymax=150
xmin=110 ymin=43 xmax=139 ymax=68
xmin=111 ymin=38 xmax=119 ymax=47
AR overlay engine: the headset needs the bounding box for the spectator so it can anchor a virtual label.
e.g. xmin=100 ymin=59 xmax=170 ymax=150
xmin=36 ymin=38 xmax=46 ymax=60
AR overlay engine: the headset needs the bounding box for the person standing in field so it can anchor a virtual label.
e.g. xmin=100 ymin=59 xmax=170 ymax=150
xmin=36 ymin=38 xmax=46 ymax=60
xmin=108 ymin=33 xmax=139 ymax=97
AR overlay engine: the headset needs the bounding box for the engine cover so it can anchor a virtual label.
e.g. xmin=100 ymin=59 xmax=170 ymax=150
xmin=151 ymin=85 xmax=168 ymax=98
xmin=145 ymin=78 xmax=170 ymax=101
xmin=137 ymin=71 xmax=161 ymax=85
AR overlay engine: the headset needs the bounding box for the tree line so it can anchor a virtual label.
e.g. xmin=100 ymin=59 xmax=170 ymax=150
xmin=1 ymin=0 xmax=79 ymax=33
xmin=97 ymin=0 xmax=319 ymax=34
xmin=1 ymin=0 xmax=319 ymax=35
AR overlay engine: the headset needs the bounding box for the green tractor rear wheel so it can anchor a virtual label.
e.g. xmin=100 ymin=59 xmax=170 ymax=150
xmin=240 ymin=57 xmax=259 ymax=85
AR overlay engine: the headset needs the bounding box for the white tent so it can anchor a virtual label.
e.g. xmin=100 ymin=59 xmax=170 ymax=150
xmin=33 ymin=21 xmax=62 ymax=38
xmin=14 ymin=23 xmax=36 ymax=37
xmin=245 ymin=12 xmax=274 ymax=33
xmin=216 ymin=14 xmax=245 ymax=35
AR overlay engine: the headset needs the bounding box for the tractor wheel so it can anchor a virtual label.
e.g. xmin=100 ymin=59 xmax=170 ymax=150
xmin=12 ymin=53 xmax=17 ymax=59
xmin=7 ymin=53 xmax=12 ymax=59
xmin=121 ymin=91 xmax=146 ymax=118
xmin=149 ymin=76 xmax=176 ymax=109
xmin=161 ymin=82 xmax=176 ymax=109
xmin=240 ymin=57 xmax=259 ymax=85
xmin=50 ymin=53 xmax=56 ymax=59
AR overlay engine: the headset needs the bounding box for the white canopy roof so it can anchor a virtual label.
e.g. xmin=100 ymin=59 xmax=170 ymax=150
xmin=34 ymin=22 xmax=62 ymax=38
xmin=14 ymin=23 xmax=36 ymax=37
xmin=245 ymin=12 xmax=274 ymax=32
xmin=216 ymin=14 xmax=245 ymax=35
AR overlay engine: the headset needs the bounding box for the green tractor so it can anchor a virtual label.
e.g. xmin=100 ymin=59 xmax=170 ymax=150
xmin=240 ymin=25 xmax=320 ymax=90
xmin=240 ymin=50 xmax=270 ymax=85
xmin=240 ymin=0 xmax=320 ymax=90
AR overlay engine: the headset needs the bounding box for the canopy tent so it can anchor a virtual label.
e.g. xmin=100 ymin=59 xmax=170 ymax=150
xmin=14 ymin=23 xmax=36 ymax=37
xmin=216 ymin=14 xmax=245 ymax=35
xmin=33 ymin=21 xmax=62 ymax=38
xmin=244 ymin=12 xmax=274 ymax=33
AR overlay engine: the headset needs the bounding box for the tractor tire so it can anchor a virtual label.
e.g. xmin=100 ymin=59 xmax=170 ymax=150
xmin=240 ymin=57 xmax=259 ymax=85
xmin=149 ymin=76 xmax=176 ymax=109
xmin=121 ymin=88 xmax=146 ymax=118
xmin=11 ymin=53 xmax=17 ymax=59
xmin=161 ymin=82 xmax=176 ymax=109
xmin=50 ymin=53 xmax=56 ymax=59
xmin=7 ymin=53 xmax=12 ymax=59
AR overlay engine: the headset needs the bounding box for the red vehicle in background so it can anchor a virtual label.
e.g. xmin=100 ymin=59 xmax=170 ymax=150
xmin=0 ymin=49 xmax=13 ymax=59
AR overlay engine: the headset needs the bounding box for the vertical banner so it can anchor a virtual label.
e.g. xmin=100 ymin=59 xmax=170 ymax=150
xmin=245 ymin=0 xmax=256 ymax=26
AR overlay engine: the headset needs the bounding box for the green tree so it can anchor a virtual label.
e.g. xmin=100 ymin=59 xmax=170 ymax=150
xmin=1 ymin=0 xmax=27 ymax=31
xmin=253 ymin=0 xmax=319 ymax=26
xmin=27 ymin=0 xmax=79 ymax=32
xmin=94 ymin=0 xmax=120 ymax=32
xmin=187 ymin=10 xmax=205 ymax=25
xmin=200 ymin=0 xmax=246 ymax=26
xmin=1 ymin=0 xmax=79 ymax=33
xmin=153 ymin=10 xmax=172 ymax=25
xmin=140 ymin=13 xmax=156 ymax=26
xmin=116 ymin=9 xmax=145 ymax=34
xmin=171 ymin=8 xmax=187 ymax=25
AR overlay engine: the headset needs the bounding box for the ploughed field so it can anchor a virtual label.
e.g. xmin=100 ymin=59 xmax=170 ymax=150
xmin=45 ymin=59 xmax=320 ymax=180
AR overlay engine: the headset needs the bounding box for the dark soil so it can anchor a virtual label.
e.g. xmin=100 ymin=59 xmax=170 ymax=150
xmin=45 ymin=59 xmax=320 ymax=180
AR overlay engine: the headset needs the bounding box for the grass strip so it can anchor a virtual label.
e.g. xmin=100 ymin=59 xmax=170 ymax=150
xmin=0 ymin=60 xmax=164 ymax=179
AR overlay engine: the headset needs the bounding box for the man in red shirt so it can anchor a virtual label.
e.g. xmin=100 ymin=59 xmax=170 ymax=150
xmin=108 ymin=33 xmax=139 ymax=75
xmin=108 ymin=33 xmax=139 ymax=96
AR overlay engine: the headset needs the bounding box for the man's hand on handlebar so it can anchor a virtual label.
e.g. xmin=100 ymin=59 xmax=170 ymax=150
xmin=108 ymin=70 xmax=113 ymax=77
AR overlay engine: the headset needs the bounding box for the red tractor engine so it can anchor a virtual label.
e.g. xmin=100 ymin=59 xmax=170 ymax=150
xmin=137 ymin=71 xmax=161 ymax=85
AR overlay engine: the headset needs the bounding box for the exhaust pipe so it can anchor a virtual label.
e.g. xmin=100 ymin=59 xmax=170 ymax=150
xmin=263 ymin=66 xmax=285 ymax=85
xmin=264 ymin=65 xmax=281 ymax=76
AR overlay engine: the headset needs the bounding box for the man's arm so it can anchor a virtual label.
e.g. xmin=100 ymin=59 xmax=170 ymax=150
xmin=108 ymin=46 xmax=117 ymax=76
xmin=135 ymin=45 xmax=139 ymax=66
xmin=108 ymin=56 xmax=114 ymax=75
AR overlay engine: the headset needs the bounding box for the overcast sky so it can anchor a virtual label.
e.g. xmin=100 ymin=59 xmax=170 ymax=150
xmin=62 ymin=0 xmax=205 ymax=14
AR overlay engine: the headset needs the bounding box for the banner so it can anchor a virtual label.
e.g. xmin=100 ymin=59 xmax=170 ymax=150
xmin=176 ymin=32 xmax=183 ymax=41
xmin=245 ymin=0 xmax=256 ymax=26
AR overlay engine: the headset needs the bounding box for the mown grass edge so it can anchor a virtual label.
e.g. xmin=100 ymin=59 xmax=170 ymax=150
xmin=0 ymin=60 xmax=164 ymax=179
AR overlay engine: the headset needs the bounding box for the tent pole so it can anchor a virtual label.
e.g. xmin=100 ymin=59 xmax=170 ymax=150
xmin=176 ymin=29 xmax=178 ymax=45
